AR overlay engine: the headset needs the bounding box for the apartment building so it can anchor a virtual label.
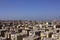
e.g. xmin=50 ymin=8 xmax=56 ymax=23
xmin=0 ymin=20 xmax=60 ymax=40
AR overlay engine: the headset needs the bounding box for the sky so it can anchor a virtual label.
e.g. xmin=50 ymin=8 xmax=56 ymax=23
xmin=0 ymin=0 xmax=60 ymax=20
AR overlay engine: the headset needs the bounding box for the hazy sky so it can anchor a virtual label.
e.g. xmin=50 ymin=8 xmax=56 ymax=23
xmin=0 ymin=0 xmax=60 ymax=20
